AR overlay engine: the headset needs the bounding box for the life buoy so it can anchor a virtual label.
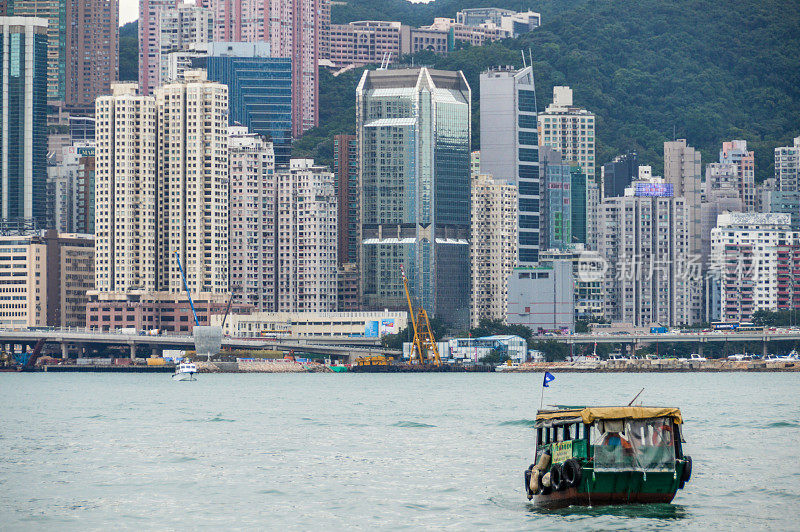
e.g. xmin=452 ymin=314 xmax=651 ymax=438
xmin=562 ymin=459 xmax=583 ymax=488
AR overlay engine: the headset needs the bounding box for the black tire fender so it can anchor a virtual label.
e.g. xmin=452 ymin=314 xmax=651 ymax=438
xmin=562 ymin=458 xmax=583 ymax=488
xmin=681 ymin=455 xmax=692 ymax=483
xmin=549 ymin=463 xmax=565 ymax=491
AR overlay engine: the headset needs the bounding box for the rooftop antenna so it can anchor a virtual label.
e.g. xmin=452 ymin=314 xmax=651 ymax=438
xmin=521 ymin=50 xmax=526 ymax=68
xmin=627 ymin=388 xmax=645 ymax=406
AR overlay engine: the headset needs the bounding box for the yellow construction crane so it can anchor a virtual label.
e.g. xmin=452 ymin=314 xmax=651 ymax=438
xmin=400 ymin=266 xmax=441 ymax=366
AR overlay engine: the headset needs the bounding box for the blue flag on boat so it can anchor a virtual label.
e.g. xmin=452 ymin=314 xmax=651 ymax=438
xmin=543 ymin=371 xmax=555 ymax=388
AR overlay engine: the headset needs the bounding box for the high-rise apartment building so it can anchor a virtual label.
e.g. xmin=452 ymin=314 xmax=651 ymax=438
xmin=357 ymin=68 xmax=471 ymax=327
xmin=664 ymin=139 xmax=702 ymax=258
xmin=470 ymin=173 xmax=517 ymax=327
xmin=139 ymin=0 xmax=179 ymax=95
xmin=327 ymin=21 xmax=406 ymax=68
xmin=276 ymin=159 xmax=337 ymax=312
xmin=91 ymin=76 xmax=229 ymax=331
xmin=47 ymin=143 xmax=95 ymax=234
xmin=200 ymin=0 xmax=325 ymax=136
xmin=156 ymin=71 xmax=229 ymax=295
xmin=158 ymin=3 xmax=213 ymax=88
xmin=700 ymin=175 xmax=743 ymax=268
xmin=94 ymin=83 xmax=157 ymax=292
xmin=538 ymin=86 xmax=595 ymax=183
xmin=539 ymin=246 xmax=605 ymax=321
xmin=776 ymin=136 xmax=800 ymax=191
xmin=0 ymin=17 xmax=48 ymax=226
xmin=710 ymin=213 xmax=800 ymax=322
xmin=333 ymin=134 xmax=358 ymax=267
xmin=480 ymin=66 xmax=540 ymax=265
xmin=201 ymin=42 xmax=293 ymax=164
xmin=719 ymin=140 xmax=756 ymax=212
xmin=228 ymin=126 xmax=276 ymax=312
xmin=598 ymin=179 xmax=700 ymax=326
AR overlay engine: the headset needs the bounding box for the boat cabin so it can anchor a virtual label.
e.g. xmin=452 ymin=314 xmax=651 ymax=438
xmin=534 ymin=406 xmax=685 ymax=473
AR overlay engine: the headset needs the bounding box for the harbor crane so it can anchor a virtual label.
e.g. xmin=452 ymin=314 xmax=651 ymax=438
xmin=400 ymin=266 xmax=441 ymax=366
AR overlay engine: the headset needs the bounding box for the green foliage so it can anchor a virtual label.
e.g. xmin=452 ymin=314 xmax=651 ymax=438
xmin=480 ymin=347 xmax=510 ymax=365
xmin=752 ymin=310 xmax=800 ymax=327
xmin=529 ymin=340 xmax=570 ymax=362
xmin=291 ymin=67 xmax=366 ymax=166
xmin=119 ymin=21 xmax=138 ymax=82
xmin=314 ymin=0 xmax=800 ymax=181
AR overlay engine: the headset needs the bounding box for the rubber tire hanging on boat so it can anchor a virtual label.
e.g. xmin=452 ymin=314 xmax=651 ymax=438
xmin=524 ymin=467 xmax=534 ymax=499
xmin=549 ymin=463 xmax=565 ymax=491
xmin=681 ymin=456 xmax=692 ymax=483
xmin=562 ymin=459 xmax=583 ymax=488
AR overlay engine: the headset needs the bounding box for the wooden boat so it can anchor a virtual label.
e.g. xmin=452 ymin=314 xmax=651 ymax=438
xmin=524 ymin=406 xmax=692 ymax=507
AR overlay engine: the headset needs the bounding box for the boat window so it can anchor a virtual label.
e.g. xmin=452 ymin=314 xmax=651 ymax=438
xmin=591 ymin=418 xmax=676 ymax=472
xmin=563 ymin=424 xmax=573 ymax=441
xmin=536 ymin=427 xmax=542 ymax=446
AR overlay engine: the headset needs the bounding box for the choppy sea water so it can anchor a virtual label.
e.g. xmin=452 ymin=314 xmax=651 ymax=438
xmin=1 ymin=372 xmax=798 ymax=530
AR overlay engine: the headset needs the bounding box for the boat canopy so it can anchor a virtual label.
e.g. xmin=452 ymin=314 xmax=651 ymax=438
xmin=536 ymin=406 xmax=683 ymax=425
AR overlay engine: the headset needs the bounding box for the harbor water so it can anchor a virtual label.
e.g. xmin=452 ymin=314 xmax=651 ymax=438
xmin=1 ymin=372 xmax=799 ymax=530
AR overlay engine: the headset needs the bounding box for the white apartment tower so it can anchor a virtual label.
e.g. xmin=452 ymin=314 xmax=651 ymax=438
xmin=228 ymin=126 xmax=277 ymax=311
xmin=94 ymin=83 xmax=158 ymax=293
xmin=598 ymin=181 xmax=700 ymax=326
xmin=277 ymin=159 xmax=338 ymax=312
xmin=664 ymin=139 xmax=702 ymax=258
xmin=156 ymin=71 xmax=229 ymax=296
xmin=158 ymin=4 xmax=215 ymax=87
xmin=775 ymin=136 xmax=800 ymax=192
xmin=538 ymin=86 xmax=595 ymax=182
xmin=470 ymin=173 xmax=518 ymax=326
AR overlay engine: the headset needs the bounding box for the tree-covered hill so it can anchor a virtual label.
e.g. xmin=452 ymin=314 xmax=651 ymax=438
xmin=119 ymin=21 xmax=138 ymax=82
xmin=298 ymin=0 xmax=800 ymax=179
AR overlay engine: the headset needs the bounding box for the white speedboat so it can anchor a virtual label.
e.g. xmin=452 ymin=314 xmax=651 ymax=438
xmin=172 ymin=360 xmax=197 ymax=381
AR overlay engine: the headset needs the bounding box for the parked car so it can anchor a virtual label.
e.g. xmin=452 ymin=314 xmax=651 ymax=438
xmin=689 ymin=353 xmax=707 ymax=361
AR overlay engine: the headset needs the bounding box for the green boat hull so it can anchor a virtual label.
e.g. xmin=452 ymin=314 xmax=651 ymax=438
xmin=329 ymin=365 xmax=349 ymax=372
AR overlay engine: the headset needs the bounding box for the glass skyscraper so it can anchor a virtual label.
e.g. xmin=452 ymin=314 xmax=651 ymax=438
xmin=199 ymin=43 xmax=293 ymax=165
xmin=357 ymin=67 xmax=471 ymax=328
xmin=0 ymin=17 xmax=48 ymax=225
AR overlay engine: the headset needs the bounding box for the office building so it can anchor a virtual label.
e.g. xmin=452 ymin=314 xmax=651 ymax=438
xmin=0 ymin=230 xmax=93 ymax=328
xmin=228 ymin=126 xmax=276 ymax=312
xmin=539 ymin=246 xmax=604 ymax=320
xmin=539 ymin=147 xmax=572 ymax=250
xmin=506 ymin=260 xmax=575 ymax=333
xmin=357 ymin=67 xmax=471 ymax=328
xmin=201 ymin=42 xmax=293 ymax=164
xmin=710 ymin=213 xmax=800 ymax=322
xmin=138 ymin=0 xmax=179 ymax=95
xmin=602 ymin=152 xmax=638 ymax=199
xmin=47 ymin=143 xmax=95 ymax=233
xmin=470 ymin=173 xmax=517 ymax=327
xmin=598 ymin=179 xmax=700 ymax=326
xmin=276 ymin=159 xmax=338 ymax=312
xmin=333 ymin=134 xmax=358 ymax=267
xmin=158 ymin=3 xmax=213 ymax=87
xmin=0 ymin=17 xmax=48 ymax=226
xmin=664 ymin=139 xmax=702 ymax=257
xmin=718 ymin=140 xmax=756 ymax=212
xmin=201 ymin=0 xmax=324 ymax=135
xmin=480 ymin=66 xmax=540 ymax=265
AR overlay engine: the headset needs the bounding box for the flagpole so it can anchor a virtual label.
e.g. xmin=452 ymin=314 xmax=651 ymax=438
xmin=539 ymin=377 xmax=545 ymax=410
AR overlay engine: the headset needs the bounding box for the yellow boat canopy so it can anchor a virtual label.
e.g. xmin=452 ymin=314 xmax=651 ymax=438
xmin=536 ymin=406 xmax=683 ymax=425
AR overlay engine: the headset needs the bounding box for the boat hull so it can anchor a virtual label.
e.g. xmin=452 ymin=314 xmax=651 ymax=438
xmin=172 ymin=372 xmax=196 ymax=381
xmin=532 ymin=486 xmax=676 ymax=508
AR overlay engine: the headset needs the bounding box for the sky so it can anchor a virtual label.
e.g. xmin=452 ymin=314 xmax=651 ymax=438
xmin=119 ymin=0 xmax=138 ymax=26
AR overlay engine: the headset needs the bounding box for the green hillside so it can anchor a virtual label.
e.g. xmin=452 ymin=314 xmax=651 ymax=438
xmin=119 ymin=21 xmax=138 ymax=82
xmin=298 ymin=0 xmax=800 ymax=179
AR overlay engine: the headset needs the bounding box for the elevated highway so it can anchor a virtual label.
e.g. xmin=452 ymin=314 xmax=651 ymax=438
xmin=0 ymin=329 xmax=396 ymax=361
